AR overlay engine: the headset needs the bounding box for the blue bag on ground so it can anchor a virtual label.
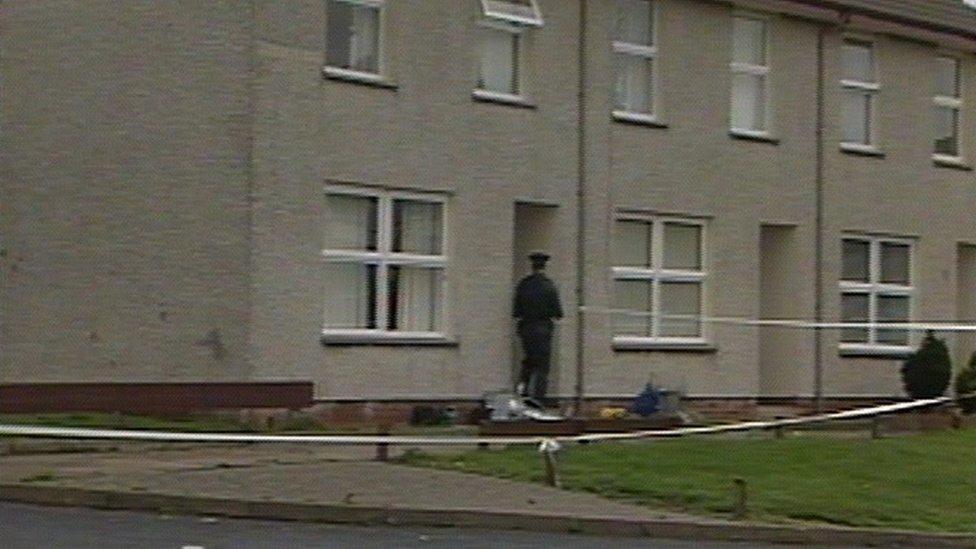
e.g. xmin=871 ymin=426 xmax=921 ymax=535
xmin=631 ymin=383 xmax=662 ymax=417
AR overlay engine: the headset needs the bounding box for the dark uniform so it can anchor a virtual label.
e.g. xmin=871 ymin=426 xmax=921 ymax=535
xmin=513 ymin=255 xmax=563 ymax=405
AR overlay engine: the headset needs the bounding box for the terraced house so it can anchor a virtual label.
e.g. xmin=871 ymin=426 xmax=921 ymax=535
xmin=2 ymin=0 xmax=975 ymax=418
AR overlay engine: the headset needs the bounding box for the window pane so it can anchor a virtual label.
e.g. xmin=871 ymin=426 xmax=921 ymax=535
xmin=880 ymin=242 xmax=910 ymax=285
xmin=614 ymin=53 xmax=654 ymax=114
xmin=613 ymin=220 xmax=652 ymax=267
xmin=325 ymin=194 xmax=378 ymax=251
xmin=732 ymin=17 xmax=765 ymax=65
xmin=388 ymin=266 xmax=444 ymax=332
xmin=731 ymin=73 xmax=766 ymax=131
xmin=840 ymin=293 xmax=869 ymax=343
xmin=613 ymin=279 xmax=653 ymax=337
xmin=934 ymin=106 xmax=960 ymax=157
xmin=326 ymin=1 xmax=353 ymax=68
xmin=877 ymin=295 xmax=910 ymax=345
xmin=393 ymin=200 xmax=443 ymax=255
xmin=614 ymin=0 xmax=653 ymax=45
xmin=659 ymin=281 xmax=701 ymax=337
xmin=842 ymin=89 xmax=871 ymax=144
xmin=324 ymin=263 xmax=377 ymax=329
xmin=326 ymin=1 xmax=380 ymax=73
xmin=935 ymin=57 xmax=960 ymax=98
xmin=478 ymin=27 xmax=517 ymax=94
xmin=841 ymin=239 xmax=869 ymax=282
xmin=842 ymin=40 xmax=873 ymax=82
xmin=663 ymin=223 xmax=701 ymax=270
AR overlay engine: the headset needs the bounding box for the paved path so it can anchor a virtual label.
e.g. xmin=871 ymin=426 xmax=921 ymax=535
xmin=0 ymin=444 xmax=697 ymax=522
xmin=0 ymin=502 xmax=812 ymax=549
xmin=1 ymin=443 xmax=970 ymax=547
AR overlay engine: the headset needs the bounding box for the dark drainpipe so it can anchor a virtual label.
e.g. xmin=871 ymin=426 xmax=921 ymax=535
xmin=573 ymin=0 xmax=588 ymax=417
xmin=814 ymin=24 xmax=827 ymax=413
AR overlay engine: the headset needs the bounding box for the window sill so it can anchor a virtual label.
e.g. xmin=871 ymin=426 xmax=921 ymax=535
xmin=472 ymin=89 xmax=536 ymax=110
xmin=613 ymin=341 xmax=717 ymax=353
xmin=729 ymin=129 xmax=779 ymax=145
xmin=932 ymin=156 xmax=973 ymax=171
xmin=839 ymin=346 xmax=913 ymax=359
xmin=840 ymin=143 xmax=886 ymax=158
xmin=612 ymin=111 xmax=668 ymax=129
xmin=321 ymin=334 xmax=458 ymax=347
xmin=322 ymin=67 xmax=398 ymax=90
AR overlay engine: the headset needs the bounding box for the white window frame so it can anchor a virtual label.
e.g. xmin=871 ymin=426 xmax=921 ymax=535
xmin=473 ymin=19 xmax=526 ymax=103
xmin=729 ymin=13 xmax=771 ymax=137
xmin=322 ymin=185 xmax=449 ymax=341
xmin=933 ymin=55 xmax=964 ymax=163
xmin=480 ymin=0 xmax=543 ymax=27
xmin=840 ymin=37 xmax=880 ymax=153
xmin=612 ymin=0 xmax=659 ymax=124
xmin=323 ymin=0 xmax=386 ymax=84
xmin=612 ymin=214 xmax=707 ymax=347
xmin=839 ymin=235 xmax=915 ymax=355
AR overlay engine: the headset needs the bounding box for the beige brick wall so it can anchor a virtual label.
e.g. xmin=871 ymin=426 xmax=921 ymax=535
xmin=3 ymin=0 xmax=974 ymax=402
xmin=1 ymin=1 xmax=255 ymax=382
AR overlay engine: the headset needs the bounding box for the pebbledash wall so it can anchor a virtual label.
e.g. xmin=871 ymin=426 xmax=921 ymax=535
xmin=2 ymin=0 xmax=975 ymax=411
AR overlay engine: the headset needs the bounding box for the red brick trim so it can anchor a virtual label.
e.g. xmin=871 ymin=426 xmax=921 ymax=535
xmin=0 ymin=382 xmax=314 ymax=414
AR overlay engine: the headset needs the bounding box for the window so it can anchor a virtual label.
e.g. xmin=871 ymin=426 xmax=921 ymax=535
xmin=480 ymin=0 xmax=543 ymax=27
xmin=475 ymin=0 xmax=543 ymax=100
xmin=612 ymin=0 xmax=657 ymax=121
xmin=611 ymin=216 xmax=706 ymax=345
xmin=841 ymin=38 xmax=879 ymax=149
xmin=840 ymin=236 xmax=914 ymax=353
xmin=476 ymin=22 xmax=523 ymax=97
xmin=323 ymin=187 xmax=447 ymax=339
xmin=325 ymin=0 xmax=383 ymax=79
xmin=934 ymin=56 xmax=963 ymax=159
xmin=730 ymin=15 xmax=769 ymax=134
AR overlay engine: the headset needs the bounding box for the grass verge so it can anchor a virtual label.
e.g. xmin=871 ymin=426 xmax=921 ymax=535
xmin=398 ymin=428 xmax=976 ymax=533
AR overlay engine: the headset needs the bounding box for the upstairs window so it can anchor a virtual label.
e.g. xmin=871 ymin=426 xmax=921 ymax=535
xmin=477 ymin=22 xmax=523 ymax=97
xmin=840 ymin=236 xmax=914 ymax=353
xmin=325 ymin=0 xmax=383 ymax=78
xmin=323 ymin=187 xmax=447 ymax=338
xmin=475 ymin=0 xmax=542 ymax=100
xmin=841 ymin=38 xmax=879 ymax=149
xmin=934 ymin=56 xmax=963 ymax=160
xmin=480 ymin=0 xmax=543 ymax=27
xmin=612 ymin=0 xmax=657 ymax=121
xmin=730 ymin=15 xmax=770 ymax=134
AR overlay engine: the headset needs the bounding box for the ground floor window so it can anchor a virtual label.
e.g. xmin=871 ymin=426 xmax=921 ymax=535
xmin=323 ymin=186 xmax=447 ymax=338
xmin=840 ymin=235 xmax=913 ymax=353
xmin=611 ymin=214 xmax=706 ymax=345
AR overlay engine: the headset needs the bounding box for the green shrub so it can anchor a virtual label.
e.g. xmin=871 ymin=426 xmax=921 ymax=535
xmin=900 ymin=332 xmax=952 ymax=399
xmin=954 ymin=352 xmax=976 ymax=415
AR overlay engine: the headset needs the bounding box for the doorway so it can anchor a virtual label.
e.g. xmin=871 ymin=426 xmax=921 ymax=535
xmin=956 ymin=244 xmax=976 ymax=370
xmin=512 ymin=202 xmax=561 ymax=392
xmin=759 ymin=224 xmax=804 ymax=396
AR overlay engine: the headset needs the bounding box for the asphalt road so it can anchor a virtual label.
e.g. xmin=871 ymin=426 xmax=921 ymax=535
xmin=0 ymin=502 xmax=848 ymax=548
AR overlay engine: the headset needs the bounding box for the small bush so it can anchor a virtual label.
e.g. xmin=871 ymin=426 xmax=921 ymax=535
xmin=900 ymin=332 xmax=952 ymax=399
xmin=954 ymin=352 xmax=976 ymax=415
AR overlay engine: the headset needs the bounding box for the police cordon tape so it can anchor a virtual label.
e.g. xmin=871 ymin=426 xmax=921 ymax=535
xmin=577 ymin=306 xmax=976 ymax=332
xmin=0 ymin=394 xmax=970 ymax=450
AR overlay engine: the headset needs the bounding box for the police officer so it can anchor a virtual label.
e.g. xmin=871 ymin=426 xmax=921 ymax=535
xmin=513 ymin=252 xmax=563 ymax=408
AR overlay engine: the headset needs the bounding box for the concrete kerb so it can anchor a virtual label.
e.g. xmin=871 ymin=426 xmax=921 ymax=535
xmin=2 ymin=484 xmax=973 ymax=548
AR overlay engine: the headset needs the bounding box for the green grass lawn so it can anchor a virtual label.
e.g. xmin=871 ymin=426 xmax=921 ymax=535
xmin=399 ymin=428 xmax=976 ymax=533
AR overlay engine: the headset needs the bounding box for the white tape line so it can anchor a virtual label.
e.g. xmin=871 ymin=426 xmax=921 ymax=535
xmin=578 ymin=306 xmax=976 ymax=332
xmin=0 ymin=425 xmax=543 ymax=446
xmin=0 ymin=395 xmax=962 ymax=446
